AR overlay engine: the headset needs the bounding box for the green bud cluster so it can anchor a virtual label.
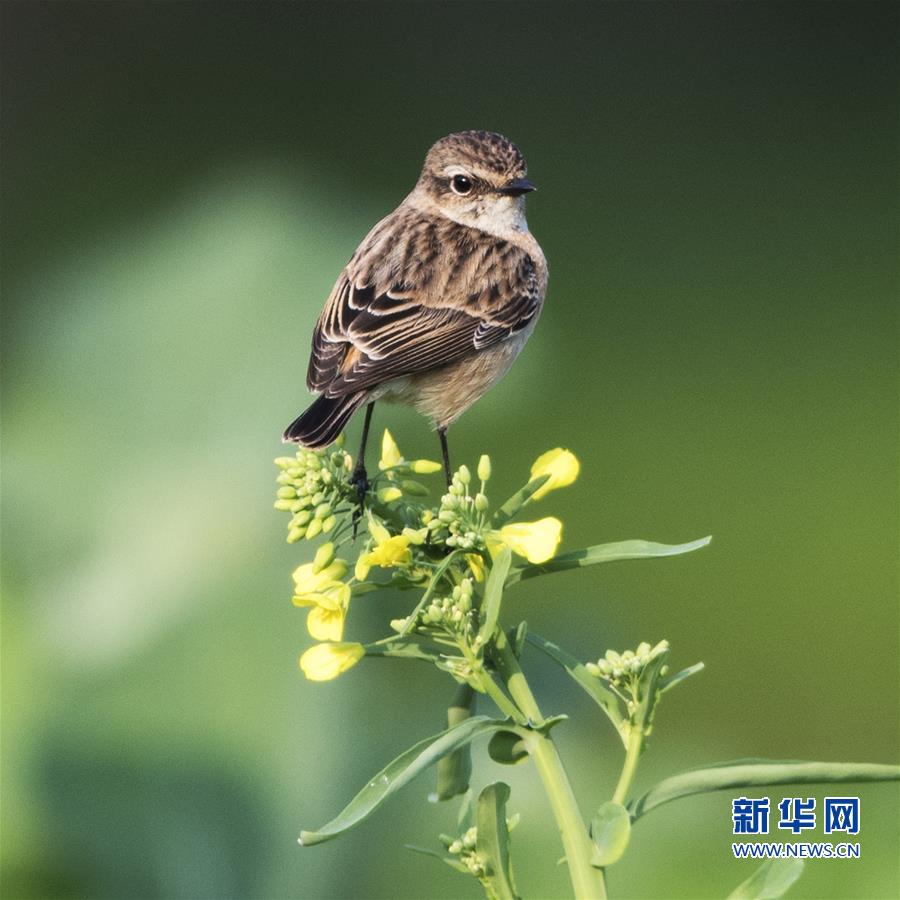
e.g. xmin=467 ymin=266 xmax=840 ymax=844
xmin=274 ymin=445 xmax=355 ymax=543
xmin=421 ymin=578 xmax=477 ymax=639
xmin=439 ymin=809 xmax=517 ymax=883
xmin=427 ymin=461 xmax=492 ymax=551
xmin=446 ymin=826 xmax=485 ymax=876
xmin=586 ymin=641 xmax=669 ymax=689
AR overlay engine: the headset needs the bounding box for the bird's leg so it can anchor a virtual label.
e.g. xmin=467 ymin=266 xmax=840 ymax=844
xmin=351 ymin=402 xmax=375 ymax=535
xmin=438 ymin=427 xmax=452 ymax=488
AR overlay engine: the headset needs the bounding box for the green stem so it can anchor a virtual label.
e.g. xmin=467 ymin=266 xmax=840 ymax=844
xmin=493 ymin=631 xmax=607 ymax=900
xmin=612 ymin=727 xmax=643 ymax=806
xmin=480 ymin=673 xmax=526 ymax=723
xmin=458 ymin=641 xmax=524 ymax=723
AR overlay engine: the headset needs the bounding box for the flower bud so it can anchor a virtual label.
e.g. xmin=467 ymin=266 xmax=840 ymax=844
xmin=321 ymin=515 xmax=337 ymax=533
xmin=305 ymin=518 xmax=322 ymax=540
xmin=377 ymin=486 xmax=403 ymax=503
xmin=457 ymin=465 xmax=471 ymax=485
xmin=312 ymin=542 xmax=335 ymax=574
xmin=287 ymin=527 xmax=305 ymax=543
xmin=401 ymin=526 xmax=428 ymax=545
xmin=315 ymin=502 xmax=332 ymax=520
xmin=400 ymin=480 xmax=429 ymax=497
xmin=410 ymin=459 xmax=442 ymax=474
xmin=274 ymin=499 xmax=295 ymax=511
xmin=477 ymin=454 xmax=491 ymax=482
xmin=474 ymin=493 xmax=489 ymax=512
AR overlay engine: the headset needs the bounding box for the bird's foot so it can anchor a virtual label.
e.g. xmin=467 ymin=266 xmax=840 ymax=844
xmin=349 ymin=465 xmax=369 ymax=537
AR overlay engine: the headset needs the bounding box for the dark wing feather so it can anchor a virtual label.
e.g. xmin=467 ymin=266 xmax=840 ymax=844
xmin=325 ymin=306 xmax=480 ymax=395
xmin=306 ymin=275 xmax=354 ymax=391
xmin=305 ymin=208 xmax=544 ymax=397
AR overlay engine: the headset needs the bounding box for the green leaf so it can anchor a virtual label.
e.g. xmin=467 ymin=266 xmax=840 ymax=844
xmin=492 ymin=475 xmax=551 ymax=526
xmin=476 ymin=783 xmax=519 ymax=900
xmin=299 ymin=716 xmax=513 ymax=845
xmin=629 ymin=760 xmax=900 ymax=821
xmin=727 ymin=859 xmax=804 ymax=899
xmin=434 ymin=684 xmax=475 ymax=801
xmin=525 ymin=633 xmax=627 ymax=746
xmin=456 ymin=788 xmax=476 ymax=831
xmin=659 ymin=661 xmax=705 ymax=693
xmin=589 ymin=801 xmax=631 ymax=867
xmin=508 ymin=621 xmax=528 ymax=658
xmin=506 ymin=536 xmax=712 ymax=587
xmin=479 ymin=545 xmax=512 ymax=646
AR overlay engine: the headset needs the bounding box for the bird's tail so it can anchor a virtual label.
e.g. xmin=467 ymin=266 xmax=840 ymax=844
xmin=282 ymin=392 xmax=367 ymax=449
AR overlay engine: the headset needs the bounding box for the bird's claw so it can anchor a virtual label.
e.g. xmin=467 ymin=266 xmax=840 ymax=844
xmin=350 ymin=466 xmax=369 ymax=537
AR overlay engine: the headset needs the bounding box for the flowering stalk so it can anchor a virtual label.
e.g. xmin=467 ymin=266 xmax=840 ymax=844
xmin=275 ymin=433 xmax=900 ymax=899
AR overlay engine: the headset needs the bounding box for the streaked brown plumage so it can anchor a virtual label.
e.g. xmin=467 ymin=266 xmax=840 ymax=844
xmin=283 ymin=130 xmax=547 ymax=481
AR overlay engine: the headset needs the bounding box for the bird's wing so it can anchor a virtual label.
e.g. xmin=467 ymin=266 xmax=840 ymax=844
xmin=306 ymin=210 xmax=544 ymax=397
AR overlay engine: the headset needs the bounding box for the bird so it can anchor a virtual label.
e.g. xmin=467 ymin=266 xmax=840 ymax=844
xmin=283 ymin=130 xmax=547 ymax=492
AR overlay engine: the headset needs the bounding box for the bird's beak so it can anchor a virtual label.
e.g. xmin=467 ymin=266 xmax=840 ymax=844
xmin=497 ymin=177 xmax=536 ymax=197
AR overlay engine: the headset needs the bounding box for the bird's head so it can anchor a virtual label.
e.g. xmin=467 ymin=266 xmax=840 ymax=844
xmin=413 ymin=130 xmax=535 ymax=235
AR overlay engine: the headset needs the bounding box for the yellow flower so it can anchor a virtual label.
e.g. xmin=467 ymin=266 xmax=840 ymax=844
xmin=299 ymin=642 xmax=365 ymax=681
xmin=529 ymin=448 xmax=580 ymax=501
xmin=362 ymin=534 xmax=412 ymax=569
xmin=293 ymin=581 xmax=351 ymax=641
xmin=292 ymin=559 xmax=348 ymax=594
xmin=306 ymin=604 xmax=346 ymax=641
xmin=498 ymin=517 xmax=562 ymax=564
xmin=466 ymin=552 xmax=486 ymax=583
xmin=367 ymin=514 xmax=391 ymax=544
xmin=379 ymin=429 xmax=402 ymax=469
xmin=292 ymin=581 xmax=350 ymax=609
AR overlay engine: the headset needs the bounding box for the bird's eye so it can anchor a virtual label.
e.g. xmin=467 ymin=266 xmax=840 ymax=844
xmin=450 ymin=174 xmax=473 ymax=196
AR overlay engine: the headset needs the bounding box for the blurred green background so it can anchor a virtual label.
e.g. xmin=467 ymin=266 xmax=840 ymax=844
xmin=2 ymin=2 xmax=897 ymax=898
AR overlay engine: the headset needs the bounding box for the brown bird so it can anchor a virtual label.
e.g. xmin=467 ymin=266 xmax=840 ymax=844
xmin=283 ymin=130 xmax=547 ymax=489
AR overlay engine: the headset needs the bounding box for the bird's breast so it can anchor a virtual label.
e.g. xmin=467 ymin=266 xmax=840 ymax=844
xmin=376 ymin=318 xmax=539 ymax=429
